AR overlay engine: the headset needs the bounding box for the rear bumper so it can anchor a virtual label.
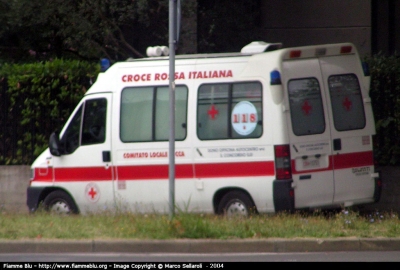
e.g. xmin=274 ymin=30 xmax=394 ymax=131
xmin=273 ymin=179 xmax=295 ymax=213
xmin=373 ymin=171 xmax=382 ymax=203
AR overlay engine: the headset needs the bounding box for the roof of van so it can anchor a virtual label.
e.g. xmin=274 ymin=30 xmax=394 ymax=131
xmin=125 ymin=41 xmax=284 ymax=62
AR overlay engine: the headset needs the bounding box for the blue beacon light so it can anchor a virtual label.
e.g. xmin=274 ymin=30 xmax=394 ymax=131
xmin=100 ymin=58 xmax=111 ymax=72
xmin=270 ymin=70 xmax=282 ymax=85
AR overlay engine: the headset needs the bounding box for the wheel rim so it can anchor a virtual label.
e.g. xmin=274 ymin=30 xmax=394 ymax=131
xmin=49 ymin=201 xmax=71 ymax=214
xmin=226 ymin=201 xmax=248 ymax=217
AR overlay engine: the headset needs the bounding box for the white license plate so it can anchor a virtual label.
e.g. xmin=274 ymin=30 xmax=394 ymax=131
xmin=302 ymin=159 xmax=320 ymax=169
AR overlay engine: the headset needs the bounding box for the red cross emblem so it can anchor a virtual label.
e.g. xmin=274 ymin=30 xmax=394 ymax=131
xmin=301 ymin=100 xmax=312 ymax=115
xmin=343 ymin=96 xmax=352 ymax=111
xmin=208 ymin=104 xmax=219 ymax=120
xmin=85 ymin=183 xmax=100 ymax=202
xmin=88 ymin=187 xmax=97 ymax=199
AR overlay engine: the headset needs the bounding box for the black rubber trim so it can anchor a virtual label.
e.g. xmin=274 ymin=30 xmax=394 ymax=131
xmin=26 ymin=186 xmax=46 ymax=212
xmin=273 ymin=179 xmax=295 ymax=213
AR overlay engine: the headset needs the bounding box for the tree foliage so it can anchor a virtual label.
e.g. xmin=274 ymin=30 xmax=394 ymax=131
xmin=0 ymin=0 xmax=263 ymax=62
xmin=0 ymin=0 xmax=173 ymax=62
xmin=197 ymin=0 xmax=263 ymax=53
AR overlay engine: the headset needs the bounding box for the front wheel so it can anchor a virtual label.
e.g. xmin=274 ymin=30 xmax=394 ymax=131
xmin=217 ymin=191 xmax=257 ymax=217
xmin=43 ymin=190 xmax=79 ymax=214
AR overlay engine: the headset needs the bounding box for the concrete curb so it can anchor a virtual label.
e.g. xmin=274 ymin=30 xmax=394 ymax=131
xmin=1 ymin=238 xmax=400 ymax=253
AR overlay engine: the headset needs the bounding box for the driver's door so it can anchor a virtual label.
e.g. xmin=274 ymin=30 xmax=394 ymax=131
xmin=51 ymin=93 xmax=114 ymax=212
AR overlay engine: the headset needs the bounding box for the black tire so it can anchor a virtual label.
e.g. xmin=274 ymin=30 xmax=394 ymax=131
xmin=217 ymin=191 xmax=257 ymax=217
xmin=43 ymin=190 xmax=79 ymax=214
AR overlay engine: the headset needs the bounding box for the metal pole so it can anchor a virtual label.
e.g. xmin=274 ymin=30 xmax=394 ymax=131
xmin=168 ymin=0 xmax=177 ymax=220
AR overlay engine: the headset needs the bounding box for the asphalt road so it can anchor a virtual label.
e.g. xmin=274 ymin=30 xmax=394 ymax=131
xmin=1 ymin=251 xmax=400 ymax=262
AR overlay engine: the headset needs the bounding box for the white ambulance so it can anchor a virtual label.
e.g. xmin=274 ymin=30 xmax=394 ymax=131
xmin=27 ymin=41 xmax=381 ymax=216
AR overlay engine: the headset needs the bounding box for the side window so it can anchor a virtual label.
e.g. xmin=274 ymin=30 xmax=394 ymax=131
xmin=81 ymin=99 xmax=107 ymax=145
xmin=155 ymin=86 xmax=188 ymax=141
xmin=61 ymin=106 xmax=82 ymax=154
xmin=197 ymin=84 xmax=229 ymax=139
xmin=328 ymin=74 xmax=366 ymax=131
xmin=288 ymin=78 xmax=325 ymax=136
xmin=121 ymin=87 xmax=153 ymax=142
xmin=120 ymin=86 xmax=188 ymax=142
xmin=60 ymin=98 xmax=107 ymax=154
xmin=197 ymin=82 xmax=262 ymax=140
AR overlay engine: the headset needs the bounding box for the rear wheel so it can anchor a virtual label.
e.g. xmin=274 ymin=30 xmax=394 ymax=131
xmin=43 ymin=190 xmax=79 ymax=215
xmin=217 ymin=191 xmax=257 ymax=217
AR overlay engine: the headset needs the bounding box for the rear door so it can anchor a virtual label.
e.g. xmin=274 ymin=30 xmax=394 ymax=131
xmin=282 ymin=59 xmax=334 ymax=208
xmin=319 ymin=55 xmax=375 ymax=203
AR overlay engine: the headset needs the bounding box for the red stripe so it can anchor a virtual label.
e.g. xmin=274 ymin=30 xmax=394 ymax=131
xmin=332 ymin=151 xmax=374 ymax=169
xmin=33 ymin=161 xmax=275 ymax=182
xmin=33 ymin=168 xmax=53 ymax=182
xmin=117 ymin=164 xmax=193 ymax=180
xmin=292 ymin=151 xmax=374 ymax=174
xmin=194 ymin=161 xmax=275 ymax=178
xmin=55 ymin=167 xmax=113 ymax=181
xmin=32 ymin=151 xmax=373 ymax=182
xmin=117 ymin=161 xmax=275 ymax=180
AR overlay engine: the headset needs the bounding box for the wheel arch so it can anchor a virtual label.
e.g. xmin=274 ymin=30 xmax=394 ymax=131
xmin=37 ymin=187 xmax=79 ymax=212
xmin=212 ymin=187 xmax=257 ymax=214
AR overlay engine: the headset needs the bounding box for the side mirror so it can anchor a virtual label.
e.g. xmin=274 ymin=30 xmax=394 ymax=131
xmin=49 ymin=132 xmax=62 ymax=156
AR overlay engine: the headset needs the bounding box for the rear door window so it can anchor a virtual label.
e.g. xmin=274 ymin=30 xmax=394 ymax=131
xmin=288 ymin=78 xmax=325 ymax=136
xmin=328 ymin=74 xmax=366 ymax=131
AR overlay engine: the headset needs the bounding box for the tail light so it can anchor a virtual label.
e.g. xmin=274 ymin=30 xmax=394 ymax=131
xmin=274 ymin=144 xmax=292 ymax=180
xmin=289 ymin=50 xmax=301 ymax=58
xmin=340 ymin=45 xmax=352 ymax=54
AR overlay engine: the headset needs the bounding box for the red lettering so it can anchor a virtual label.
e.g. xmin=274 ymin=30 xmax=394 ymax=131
xmin=175 ymin=151 xmax=185 ymax=157
xmin=150 ymin=151 xmax=168 ymax=158
xmin=123 ymin=152 xmax=149 ymax=158
xmin=233 ymin=114 xmax=239 ymax=123
xmin=123 ymin=70 xmax=233 ymax=83
xmin=175 ymin=72 xmax=185 ymax=80
xmin=250 ymin=113 xmax=256 ymax=123
xmin=122 ymin=74 xmax=151 ymax=82
xmin=141 ymin=74 xmax=150 ymax=81
xmin=241 ymin=114 xmax=248 ymax=123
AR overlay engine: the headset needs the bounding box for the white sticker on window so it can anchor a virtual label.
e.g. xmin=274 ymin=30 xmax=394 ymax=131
xmin=231 ymin=101 xmax=258 ymax=136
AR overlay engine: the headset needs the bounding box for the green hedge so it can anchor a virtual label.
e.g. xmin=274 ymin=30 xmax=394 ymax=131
xmin=368 ymin=53 xmax=400 ymax=165
xmin=0 ymin=56 xmax=398 ymax=165
xmin=0 ymin=59 xmax=99 ymax=164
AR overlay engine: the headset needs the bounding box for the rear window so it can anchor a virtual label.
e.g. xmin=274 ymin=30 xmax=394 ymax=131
xmin=287 ymin=78 xmax=325 ymax=136
xmin=328 ymin=74 xmax=366 ymax=131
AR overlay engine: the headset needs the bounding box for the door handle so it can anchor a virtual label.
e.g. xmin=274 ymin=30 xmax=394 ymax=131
xmin=333 ymin=138 xmax=341 ymax=151
xmin=102 ymin=151 xmax=111 ymax=162
xmin=299 ymin=175 xmax=311 ymax=180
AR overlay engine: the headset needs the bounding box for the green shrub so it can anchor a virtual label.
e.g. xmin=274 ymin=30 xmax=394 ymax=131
xmin=0 ymin=59 xmax=99 ymax=164
xmin=368 ymin=53 xmax=400 ymax=165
